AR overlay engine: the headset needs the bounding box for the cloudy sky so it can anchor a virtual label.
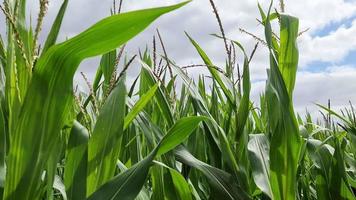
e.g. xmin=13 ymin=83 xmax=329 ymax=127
xmin=1 ymin=0 xmax=356 ymax=116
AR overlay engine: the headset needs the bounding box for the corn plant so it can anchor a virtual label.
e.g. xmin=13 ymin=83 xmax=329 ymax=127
xmin=0 ymin=0 xmax=355 ymax=200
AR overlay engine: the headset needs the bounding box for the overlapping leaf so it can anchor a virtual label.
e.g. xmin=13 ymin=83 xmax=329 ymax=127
xmin=4 ymin=2 xmax=190 ymax=199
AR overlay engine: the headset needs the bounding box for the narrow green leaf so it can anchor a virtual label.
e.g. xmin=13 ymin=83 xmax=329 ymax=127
xmin=64 ymin=121 xmax=89 ymax=200
xmin=234 ymin=44 xmax=251 ymax=141
xmin=0 ymin=66 xmax=5 ymax=188
xmin=185 ymin=33 xmax=235 ymax=108
xmin=140 ymin=62 xmax=174 ymax=127
xmin=87 ymin=149 xmax=157 ymax=200
xmin=175 ymin=147 xmax=252 ymax=200
xmin=87 ymin=75 xmax=126 ymax=195
xmin=154 ymin=161 xmax=193 ymax=200
xmin=124 ymin=83 xmax=159 ymax=130
xmin=157 ymin=116 xmax=207 ymax=156
xmin=42 ymin=0 xmax=69 ymax=53
xmin=279 ymin=15 xmax=299 ymax=95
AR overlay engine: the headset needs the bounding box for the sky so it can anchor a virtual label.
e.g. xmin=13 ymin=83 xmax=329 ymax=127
xmin=1 ymin=0 xmax=356 ymax=116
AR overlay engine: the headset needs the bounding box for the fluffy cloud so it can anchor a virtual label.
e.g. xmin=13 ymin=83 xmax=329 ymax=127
xmin=286 ymin=0 xmax=356 ymax=31
xmin=299 ymin=20 xmax=356 ymax=67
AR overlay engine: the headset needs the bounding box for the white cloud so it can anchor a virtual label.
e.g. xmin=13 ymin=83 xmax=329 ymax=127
xmin=286 ymin=0 xmax=356 ymax=32
xmin=299 ymin=19 xmax=356 ymax=67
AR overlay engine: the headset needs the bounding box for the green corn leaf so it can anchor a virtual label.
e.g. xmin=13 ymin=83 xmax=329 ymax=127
xmin=221 ymin=42 xmax=253 ymax=192
xmin=0 ymin=65 xmax=5 ymax=188
xmin=124 ymin=83 xmax=159 ymax=130
xmin=87 ymin=74 xmax=126 ymax=195
xmin=307 ymin=139 xmax=334 ymax=200
xmin=247 ymin=134 xmax=273 ymax=198
xmin=140 ymin=62 xmax=174 ymax=126
xmin=93 ymin=67 xmax=103 ymax=94
xmin=126 ymin=98 xmax=160 ymax=147
xmin=330 ymin=139 xmax=356 ymax=200
xmin=42 ymin=0 xmax=69 ymax=54
xmin=46 ymin=136 xmax=64 ymax=200
xmin=172 ymin=63 xmax=249 ymax=190
xmin=169 ymin=168 xmax=193 ymax=200
xmin=345 ymin=154 xmax=356 ymax=189
xmin=4 ymin=2 xmax=189 ymax=199
xmin=88 ymin=115 xmax=204 ymax=200
xmin=128 ymin=75 xmax=140 ymax=97
xmin=157 ymin=116 xmax=207 ymax=156
xmin=154 ymin=161 xmax=193 ymax=200
xmin=64 ymin=121 xmax=89 ymax=200
xmin=317 ymin=104 xmax=351 ymax=126
xmin=87 ymin=149 xmax=157 ymax=200
xmin=279 ymin=14 xmax=299 ymax=96
xmin=185 ymin=33 xmax=235 ymax=108
xmin=151 ymin=164 xmax=166 ymax=200
xmin=175 ymin=146 xmax=252 ymax=200
xmin=263 ymin=4 xmax=302 ymax=200
xmin=233 ymin=42 xmax=251 ymax=141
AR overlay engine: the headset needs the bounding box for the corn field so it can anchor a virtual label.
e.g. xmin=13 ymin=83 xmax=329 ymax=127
xmin=0 ymin=0 xmax=355 ymax=199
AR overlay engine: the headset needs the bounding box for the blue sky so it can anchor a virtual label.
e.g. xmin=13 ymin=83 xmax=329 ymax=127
xmin=305 ymin=17 xmax=356 ymax=72
xmin=0 ymin=0 xmax=356 ymax=115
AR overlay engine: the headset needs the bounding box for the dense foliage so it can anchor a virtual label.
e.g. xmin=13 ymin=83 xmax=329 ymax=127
xmin=0 ymin=0 xmax=355 ymax=199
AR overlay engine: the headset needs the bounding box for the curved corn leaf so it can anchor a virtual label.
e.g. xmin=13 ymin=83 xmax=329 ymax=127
xmin=307 ymin=139 xmax=334 ymax=200
xmin=157 ymin=116 xmax=207 ymax=156
xmin=169 ymin=168 xmax=193 ymax=200
xmin=88 ymin=116 xmax=204 ymax=200
xmin=175 ymin=146 xmax=251 ymax=200
xmin=247 ymin=134 xmax=272 ymax=198
xmin=185 ymin=33 xmax=235 ymax=108
xmin=87 ymin=149 xmax=157 ymax=200
xmin=4 ymin=2 xmax=189 ymax=199
xmin=154 ymin=161 xmax=193 ymax=200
